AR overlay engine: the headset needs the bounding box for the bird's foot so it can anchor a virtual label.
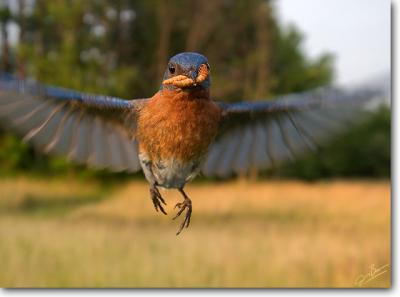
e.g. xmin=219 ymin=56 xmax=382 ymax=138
xmin=173 ymin=190 xmax=192 ymax=235
xmin=150 ymin=186 xmax=167 ymax=215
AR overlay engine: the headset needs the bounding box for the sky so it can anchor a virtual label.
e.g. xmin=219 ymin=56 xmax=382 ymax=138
xmin=274 ymin=0 xmax=391 ymax=86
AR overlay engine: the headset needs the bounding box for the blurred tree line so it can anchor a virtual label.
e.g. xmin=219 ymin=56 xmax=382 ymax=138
xmin=0 ymin=0 xmax=390 ymax=179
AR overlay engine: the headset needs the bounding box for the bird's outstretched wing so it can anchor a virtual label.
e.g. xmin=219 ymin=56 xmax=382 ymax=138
xmin=0 ymin=74 xmax=147 ymax=172
xmin=203 ymin=83 xmax=388 ymax=177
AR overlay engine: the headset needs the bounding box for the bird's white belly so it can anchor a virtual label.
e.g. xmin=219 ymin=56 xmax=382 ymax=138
xmin=139 ymin=153 xmax=201 ymax=189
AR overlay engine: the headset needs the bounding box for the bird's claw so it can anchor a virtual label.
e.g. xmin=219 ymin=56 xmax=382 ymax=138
xmin=150 ymin=187 xmax=167 ymax=215
xmin=173 ymin=199 xmax=192 ymax=235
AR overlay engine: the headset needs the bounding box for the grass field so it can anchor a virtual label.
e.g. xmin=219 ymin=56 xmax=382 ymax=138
xmin=0 ymin=177 xmax=391 ymax=288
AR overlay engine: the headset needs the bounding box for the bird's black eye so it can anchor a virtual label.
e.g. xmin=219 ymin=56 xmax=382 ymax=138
xmin=168 ymin=64 xmax=175 ymax=74
xmin=206 ymin=63 xmax=210 ymax=70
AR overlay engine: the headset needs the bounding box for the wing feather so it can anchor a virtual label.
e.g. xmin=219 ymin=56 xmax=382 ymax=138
xmin=0 ymin=74 xmax=145 ymax=172
xmin=87 ymin=117 xmax=107 ymax=169
xmin=44 ymin=109 xmax=75 ymax=153
xmin=232 ymin=126 xmax=254 ymax=174
xmin=203 ymin=82 xmax=388 ymax=177
xmin=216 ymin=130 xmax=243 ymax=177
xmin=250 ymin=123 xmax=270 ymax=169
xmin=104 ymin=126 xmax=127 ymax=172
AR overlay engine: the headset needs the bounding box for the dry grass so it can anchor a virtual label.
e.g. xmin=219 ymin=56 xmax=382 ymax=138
xmin=0 ymin=177 xmax=391 ymax=288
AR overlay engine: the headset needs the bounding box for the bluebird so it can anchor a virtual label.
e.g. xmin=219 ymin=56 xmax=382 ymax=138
xmin=0 ymin=52 xmax=387 ymax=234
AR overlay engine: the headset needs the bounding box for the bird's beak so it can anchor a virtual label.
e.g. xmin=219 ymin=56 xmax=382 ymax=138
xmin=162 ymin=64 xmax=209 ymax=88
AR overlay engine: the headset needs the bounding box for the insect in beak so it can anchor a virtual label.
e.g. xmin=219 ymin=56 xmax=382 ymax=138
xmin=162 ymin=64 xmax=209 ymax=88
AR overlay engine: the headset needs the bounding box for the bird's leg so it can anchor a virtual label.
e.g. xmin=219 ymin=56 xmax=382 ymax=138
xmin=173 ymin=188 xmax=192 ymax=235
xmin=150 ymin=185 xmax=167 ymax=215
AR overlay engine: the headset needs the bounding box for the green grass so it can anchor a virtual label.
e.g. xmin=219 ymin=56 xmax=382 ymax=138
xmin=0 ymin=177 xmax=391 ymax=287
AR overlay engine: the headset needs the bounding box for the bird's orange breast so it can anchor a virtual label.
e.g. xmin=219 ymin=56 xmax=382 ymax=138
xmin=137 ymin=89 xmax=221 ymax=162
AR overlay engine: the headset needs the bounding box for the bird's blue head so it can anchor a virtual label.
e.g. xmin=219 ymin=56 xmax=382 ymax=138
xmin=161 ymin=52 xmax=211 ymax=91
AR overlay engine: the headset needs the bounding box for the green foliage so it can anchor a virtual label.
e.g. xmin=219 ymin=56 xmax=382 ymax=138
xmin=0 ymin=131 xmax=31 ymax=174
xmin=0 ymin=6 xmax=11 ymax=23
xmin=271 ymin=25 xmax=334 ymax=94
xmin=13 ymin=0 xmax=334 ymax=99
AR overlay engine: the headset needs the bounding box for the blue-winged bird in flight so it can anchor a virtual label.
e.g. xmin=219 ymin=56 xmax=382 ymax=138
xmin=0 ymin=52 xmax=387 ymax=234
